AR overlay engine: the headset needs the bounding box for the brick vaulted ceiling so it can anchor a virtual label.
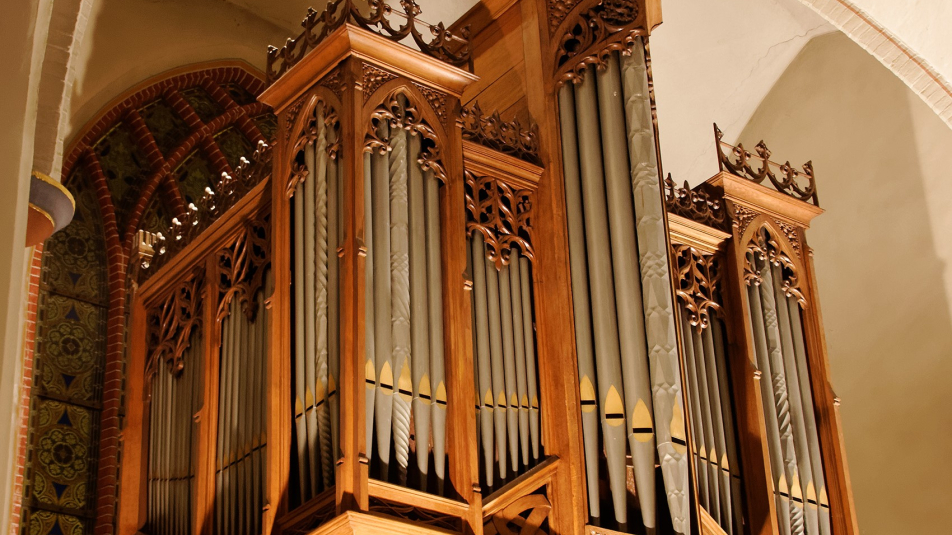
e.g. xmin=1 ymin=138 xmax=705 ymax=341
xmin=23 ymin=65 xmax=274 ymax=535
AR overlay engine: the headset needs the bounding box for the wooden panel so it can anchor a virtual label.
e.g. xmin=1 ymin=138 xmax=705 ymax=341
xmin=462 ymin=5 xmax=526 ymax=106
xmin=467 ymin=64 xmax=527 ymax=122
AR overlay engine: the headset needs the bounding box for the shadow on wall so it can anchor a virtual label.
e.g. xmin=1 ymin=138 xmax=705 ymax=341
xmin=739 ymin=31 xmax=952 ymax=535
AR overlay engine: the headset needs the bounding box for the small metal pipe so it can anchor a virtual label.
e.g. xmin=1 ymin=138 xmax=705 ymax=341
xmin=509 ymin=252 xmax=530 ymax=466
xmin=327 ymin=124 xmax=341 ymax=464
xmin=485 ymin=253 xmax=509 ymax=481
xmin=424 ymin=170 xmax=446 ymax=483
xmin=712 ymin=318 xmax=745 ymax=535
xmin=372 ymin=119 xmax=394 ymax=474
xmin=471 ymin=234 xmax=495 ymax=486
xmin=498 ymin=263 xmax=520 ymax=471
xmin=304 ymin=130 xmax=322 ymax=491
xmin=518 ymin=256 xmax=540 ymax=461
xmin=680 ymin=309 xmax=711 ymax=513
xmin=292 ymin=181 xmax=310 ymax=499
xmin=407 ymin=131 xmax=431 ymax=479
xmin=701 ymin=322 xmax=734 ymax=533
xmin=364 ymin=150 xmax=376 ymax=460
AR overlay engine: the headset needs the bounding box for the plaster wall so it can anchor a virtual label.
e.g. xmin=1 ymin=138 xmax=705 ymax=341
xmin=740 ymin=31 xmax=952 ymax=534
xmin=0 ymin=0 xmax=54 ymax=528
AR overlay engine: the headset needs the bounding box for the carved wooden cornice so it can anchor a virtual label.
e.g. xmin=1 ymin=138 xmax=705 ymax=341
xmin=142 ymin=140 xmax=273 ymax=280
xmin=673 ymin=244 xmax=723 ymax=333
xmin=266 ymin=0 xmax=471 ymax=84
xmin=553 ymin=0 xmax=644 ymax=86
xmin=460 ymin=102 xmax=541 ymax=165
xmin=147 ymin=269 xmax=204 ymax=375
xmin=365 ymin=89 xmax=448 ymax=183
xmin=664 ymin=174 xmax=730 ymax=232
xmin=715 ymin=123 xmax=818 ymax=206
xmin=465 ymin=169 xmax=534 ymax=269
xmin=217 ymin=216 xmax=272 ymax=321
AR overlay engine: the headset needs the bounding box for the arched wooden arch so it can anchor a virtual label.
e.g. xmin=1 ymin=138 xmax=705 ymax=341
xmin=739 ymin=216 xmax=808 ymax=308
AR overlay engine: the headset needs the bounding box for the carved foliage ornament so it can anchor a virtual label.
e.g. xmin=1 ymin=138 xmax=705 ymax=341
xmin=483 ymin=494 xmax=552 ymax=535
xmin=266 ymin=0 xmax=471 ymax=84
xmin=460 ymin=102 xmax=541 ymax=165
xmin=217 ymin=216 xmax=271 ymax=322
xmin=147 ymin=269 xmax=204 ymax=375
xmin=715 ymin=123 xmax=819 ymax=205
xmin=141 ymin=140 xmax=273 ymax=279
xmin=365 ymin=90 xmax=447 ymax=183
xmin=673 ymin=245 xmax=723 ymax=333
xmin=465 ymin=170 xmax=534 ymax=269
xmin=288 ymin=100 xmax=341 ymax=198
xmin=664 ymin=174 xmax=729 ymax=232
xmin=745 ymin=226 xmax=806 ymax=306
xmin=554 ymin=0 xmax=641 ymax=86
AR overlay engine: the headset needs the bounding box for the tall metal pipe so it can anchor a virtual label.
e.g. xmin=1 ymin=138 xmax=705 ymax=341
xmin=485 ymin=254 xmax=509 ymax=481
xmin=786 ymin=297 xmax=831 ymax=535
xmin=499 ymin=263 xmax=520 ymax=470
xmin=692 ymin=325 xmax=722 ymax=523
xmin=747 ymin=254 xmax=792 ymax=535
xmin=574 ymin=68 xmax=630 ymax=526
xmin=407 ymin=131 xmax=431 ymax=479
xmin=364 ymin=150 xmax=376 ymax=460
xmin=313 ymin=122 xmax=333 ymax=488
xmin=758 ymin=259 xmax=805 ymax=535
xmin=680 ymin=310 xmax=711 ymax=512
xmin=372 ymin=120 xmax=394 ymax=472
xmin=712 ymin=318 xmax=745 ymax=535
xmin=621 ymin=43 xmax=691 ymax=534
xmin=424 ymin=170 xmax=446 ymax=483
xmin=598 ymin=52 xmax=658 ymax=530
xmin=519 ymin=256 xmax=540 ymax=461
xmin=701 ymin=322 xmax=734 ymax=532
xmin=557 ymin=84 xmax=601 ymax=517
xmin=327 ymin=125 xmax=341 ymax=463
xmin=510 ymin=252 xmax=530 ymax=465
xmin=471 ymin=234 xmax=495 ymax=486
xmin=772 ymin=266 xmax=818 ymax=535
xmin=304 ymin=132 xmax=322 ymax=490
xmin=389 ymin=119 xmax=413 ymax=478
xmin=292 ymin=182 xmax=309 ymax=498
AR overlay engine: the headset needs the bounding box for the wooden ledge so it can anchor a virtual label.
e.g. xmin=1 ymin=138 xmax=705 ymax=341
xmin=481 ymin=456 xmax=559 ymax=517
xmin=309 ymin=510 xmax=456 ymax=535
xmin=463 ymin=140 xmax=544 ymax=190
xmin=260 ymin=24 xmax=479 ymax=113
xmin=705 ymin=171 xmax=824 ymax=229
xmin=667 ymin=213 xmax=731 ymax=255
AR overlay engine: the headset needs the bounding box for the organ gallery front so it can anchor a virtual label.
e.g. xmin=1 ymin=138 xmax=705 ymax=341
xmin=112 ymin=1 xmax=858 ymax=535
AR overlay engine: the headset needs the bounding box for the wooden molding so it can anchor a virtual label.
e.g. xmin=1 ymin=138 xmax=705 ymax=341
xmin=260 ymin=24 xmax=479 ymax=114
xmin=699 ymin=506 xmax=729 ymax=535
xmin=706 ymin=171 xmax=824 ymax=229
xmin=310 ymin=511 xmax=458 ymax=535
xmin=463 ymin=140 xmax=544 ymax=190
xmin=667 ymin=213 xmax=730 ymax=255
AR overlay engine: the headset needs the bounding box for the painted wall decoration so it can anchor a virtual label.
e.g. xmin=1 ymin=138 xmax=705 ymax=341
xmin=23 ymin=65 xmax=274 ymax=535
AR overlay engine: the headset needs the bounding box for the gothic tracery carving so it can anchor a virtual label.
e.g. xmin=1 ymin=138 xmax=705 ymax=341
xmin=287 ymin=100 xmax=341 ymax=198
xmin=673 ymin=245 xmax=723 ymax=332
xmin=147 ymin=269 xmax=204 ymax=375
xmin=361 ymin=62 xmax=399 ymax=104
xmin=217 ymin=216 xmax=272 ymax=321
xmin=715 ymin=123 xmax=819 ymax=205
xmin=460 ymin=102 xmax=541 ymax=165
xmin=365 ymin=90 xmax=448 ymax=183
xmin=554 ymin=0 xmax=641 ymax=85
xmin=664 ymin=174 xmax=729 ymax=231
xmin=266 ymin=0 xmax=471 ymax=84
xmin=465 ymin=170 xmax=534 ymax=269
xmin=745 ymin=226 xmax=806 ymax=306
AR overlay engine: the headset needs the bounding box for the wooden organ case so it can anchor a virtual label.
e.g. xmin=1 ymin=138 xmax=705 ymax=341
xmin=115 ymin=1 xmax=858 ymax=535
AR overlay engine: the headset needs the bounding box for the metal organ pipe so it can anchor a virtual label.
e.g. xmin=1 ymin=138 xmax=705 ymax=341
xmin=388 ymin=117 xmax=413 ymax=479
xmin=758 ymin=259 xmax=806 ymax=535
xmin=691 ymin=324 xmax=723 ymax=524
xmin=771 ymin=265 xmax=819 ymax=535
xmin=364 ymin=150 xmax=376 ymax=460
xmin=711 ymin=319 xmax=745 ymax=535
xmin=498 ymin=262 xmax=520 ymax=470
xmin=471 ymin=233 xmax=495 ymax=486
xmin=557 ymin=83 xmax=602 ymax=520
xmin=424 ymin=168 xmax=447 ymax=483
xmin=519 ymin=256 xmax=540 ymax=461
xmin=407 ymin=131 xmax=431 ymax=479
xmin=509 ymin=253 xmax=530 ymax=466
xmin=574 ymin=64 xmax=630 ymax=527
xmin=598 ymin=52 xmax=658 ymax=531
xmin=680 ymin=311 xmax=712 ymax=513
xmin=304 ymin=129 xmax=322 ymax=490
xmin=485 ymin=249 xmax=509 ymax=480
xmin=327 ymin=124 xmax=341 ymax=464
xmin=371 ymin=119 xmax=394 ymax=472
xmin=701 ymin=322 xmax=736 ymax=533
xmin=747 ymin=253 xmax=793 ymax=535
xmin=786 ymin=297 xmax=831 ymax=535
xmin=313 ymin=111 xmax=334 ymax=489
xmin=292 ymin=179 xmax=309 ymax=498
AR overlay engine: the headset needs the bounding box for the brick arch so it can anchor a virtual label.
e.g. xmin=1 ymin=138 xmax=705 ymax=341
xmin=23 ymin=61 xmax=274 ymax=535
xmin=796 ymin=0 xmax=952 ymax=129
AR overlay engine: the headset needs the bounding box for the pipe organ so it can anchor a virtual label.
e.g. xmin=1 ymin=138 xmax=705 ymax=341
xmin=116 ymin=1 xmax=858 ymax=535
